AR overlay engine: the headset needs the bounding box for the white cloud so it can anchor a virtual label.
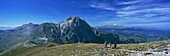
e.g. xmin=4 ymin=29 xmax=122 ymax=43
xmin=117 ymin=8 xmax=170 ymax=17
xmin=101 ymin=16 xmax=170 ymax=25
xmin=88 ymin=0 xmax=170 ymax=27
xmin=117 ymin=10 xmax=139 ymax=17
xmin=128 ymin=22 xmax=170 ymax=26
xmin=144 ymin=14 xmax=159 ymax=17
xmin=0 ymin=25 xmax=21 ymax=27
xmin=88 ymin=3 xmax=114 ymax=11
xmin=121 ymin=6 xmax=136 ymax=11
xmin=138 ymin=17 xmax=170 ymax=22
xmin=150 ymin=8 xmax=170 ymax=13
xmin=101 ymin=20 xmax=170 ymax=28
xmin=117 ymin=0 xmax=170 ymax=18
xmin=101 ymin=21 xmax=113 ymax=24
xmin=118 ymin=0 xmax=141 ymax=5
xmin=118 ymin=0 xmax=155 ymax=5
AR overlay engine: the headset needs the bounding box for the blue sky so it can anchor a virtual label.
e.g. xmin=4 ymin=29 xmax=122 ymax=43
xmin=0 ymin=0 xmax=170 ymax=29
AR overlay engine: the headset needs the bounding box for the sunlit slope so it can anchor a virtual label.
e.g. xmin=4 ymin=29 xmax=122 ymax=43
xmin=2 ymin=41 xmax=168 ymax=56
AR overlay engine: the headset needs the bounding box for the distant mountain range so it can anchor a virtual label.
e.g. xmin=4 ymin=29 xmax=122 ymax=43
xmin=94 ymin=25 xmax=170 ymax=42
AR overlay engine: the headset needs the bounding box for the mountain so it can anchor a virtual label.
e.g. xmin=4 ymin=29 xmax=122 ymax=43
xmin=0 ymin=23 xmax=38 ymax=52
xmin=0 ymin=17 xmax=121 ymax=53
xmin=1 ymin=16 xmax=169 ymax=55
xmin=94 ymin=25 xmax=170 ymax=42
xmin=30 ymin=17 xmax=109 ymax=44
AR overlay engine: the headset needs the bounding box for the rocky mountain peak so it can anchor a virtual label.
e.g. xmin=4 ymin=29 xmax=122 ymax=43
xmin=67 ymin=16 xmax=80 ymax=20
xmin=58 ymin=16 xmax=87 ymax=28
xmin=28 ymin=22 xmax=33 ymax=25
xmin=65 ymin=16 xmax=83 ymax=23
xmin=15 ymin=23 xmax=38 ymax=31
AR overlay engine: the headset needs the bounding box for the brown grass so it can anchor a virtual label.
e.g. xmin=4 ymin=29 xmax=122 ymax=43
xmin=1 ymin=41 xmax=169 ymax=56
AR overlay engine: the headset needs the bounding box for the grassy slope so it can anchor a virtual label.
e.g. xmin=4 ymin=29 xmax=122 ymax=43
xmin=2 ymin=41 xmax=169 ymax=56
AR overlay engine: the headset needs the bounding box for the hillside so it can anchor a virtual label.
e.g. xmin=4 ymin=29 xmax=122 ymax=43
xmin=1 ymin=41 xmax=169 ymax=56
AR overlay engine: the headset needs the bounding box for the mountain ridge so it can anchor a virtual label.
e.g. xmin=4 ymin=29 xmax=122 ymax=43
xmin=0 ymin=17 xmax=119 ymax=53
xmin=94 ymin=25 xmax=170 ymax=42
